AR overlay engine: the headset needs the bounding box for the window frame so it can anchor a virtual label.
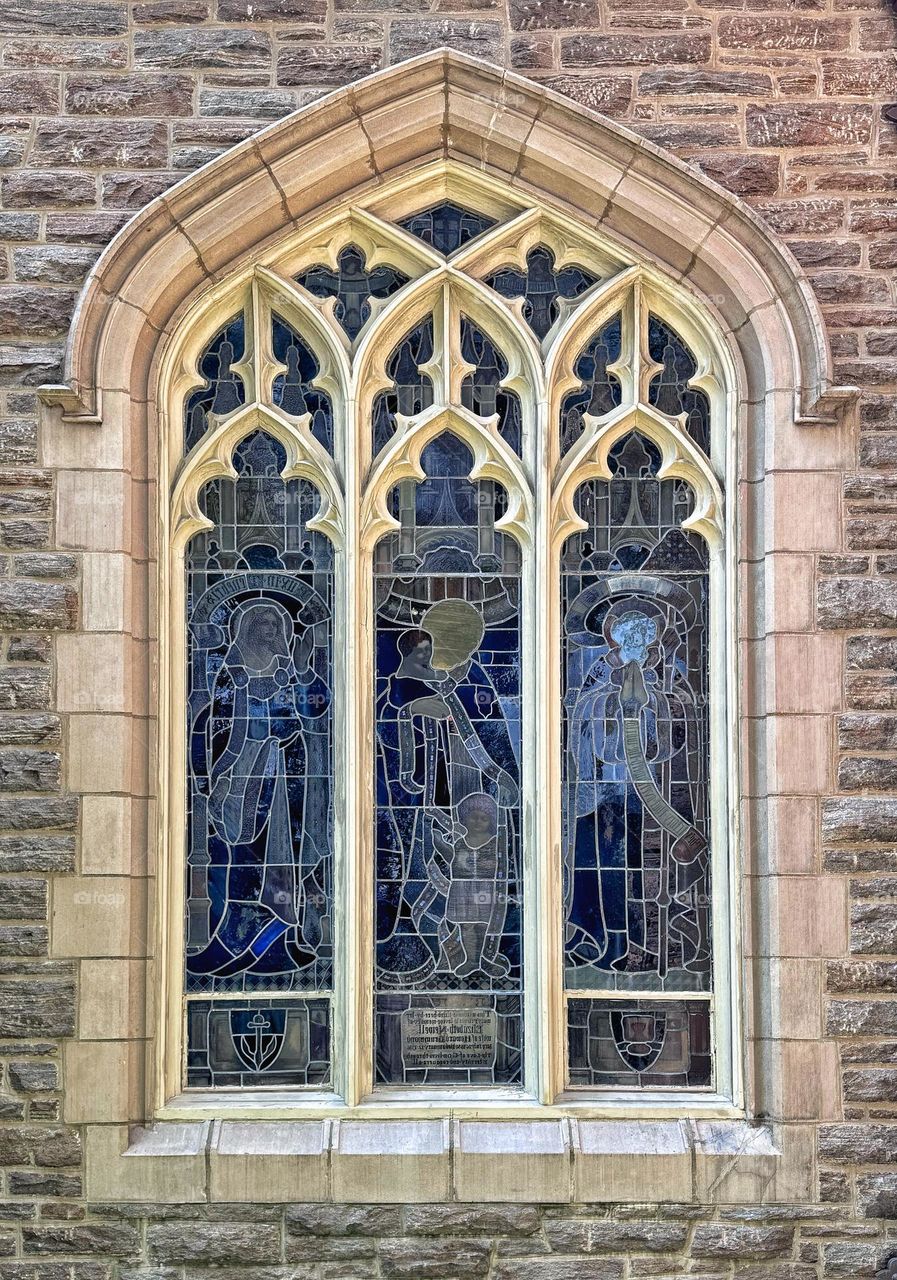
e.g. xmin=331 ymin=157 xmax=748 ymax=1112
xmin=156 ymin=161 xmax=743 ymax=1119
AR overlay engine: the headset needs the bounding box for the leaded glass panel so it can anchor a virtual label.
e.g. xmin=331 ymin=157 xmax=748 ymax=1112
xmin=648 ymin=315 xmax=711 ymax=455
xmin=295 ymin=244 xmax=408 ymax=341
xmin=272 ymin=315 xmax=334 ymax=454
xmin=560 ymin=314 xmax=623 ymax=456
xmin=486 ymin=247 xmax=597 ymax=340
xmin=373 ymin=432 xmax=523 ymax=1085
xmin=568 ymin=997 xmax=712 ymax=1088
xmin=184 ymin=315 xmax=246 ymax=453
xmin=398 ymin=202 xmax=496 ymax=255
xmin=184 ymin=430 xmax=334 ymax=1088
xmin=460 ymin=316 xmax=522 ymax=456
xmin=561 ymin=432 xmax=712 ymax=1088
xmin=372 ymin=318 xmax=435 ymax=457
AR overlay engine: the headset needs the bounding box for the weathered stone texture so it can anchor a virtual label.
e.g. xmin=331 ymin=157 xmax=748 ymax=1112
xmin=0 ymin=0 xmax=895 ymax=1270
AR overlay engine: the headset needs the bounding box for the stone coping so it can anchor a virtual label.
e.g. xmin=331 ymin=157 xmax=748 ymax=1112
xmin=84 ymin=1118 xmax=814 ymax=1205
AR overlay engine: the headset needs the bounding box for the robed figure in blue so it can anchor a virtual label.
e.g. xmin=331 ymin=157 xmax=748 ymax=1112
xmin=187 ymin=598 xmax=331 ymax=984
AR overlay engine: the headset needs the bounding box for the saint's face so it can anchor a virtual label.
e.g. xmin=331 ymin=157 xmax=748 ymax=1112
xmin=413 ymin=639 xmax=432 ymax=666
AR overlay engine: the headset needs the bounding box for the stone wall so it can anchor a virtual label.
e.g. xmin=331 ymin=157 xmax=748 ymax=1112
xmin=0 ymin=0 xmax=896 ymax=1275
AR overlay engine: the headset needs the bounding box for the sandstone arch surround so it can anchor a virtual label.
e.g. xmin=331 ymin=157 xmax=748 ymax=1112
xmin=40 ymin=49 xmax=857 ymax=1203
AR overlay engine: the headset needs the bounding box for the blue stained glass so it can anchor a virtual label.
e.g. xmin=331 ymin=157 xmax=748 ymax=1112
xmin=486 ymin=247 xmax=597 ymax=341
xmin=398 ymin=202 xmax=496 ymax=255
xmin=648 ymin=315 xmax=711 ymax=455
xmin=460 ymin=317 xmax=522 ymax=456
xmin=272 ymin=315 xmax=334 ymax=454
xmin=560 ymin=314 xmax=623 ymax=455
xmin=184 ymin=430 xmax=334 ymax=1085
xmin=373 ymin=431 xmax=523 ymax=1086
xmin=372 ymin=318 xmax=434 ymax=457
xmin=184 ymin=315 xmax=246 ymax=453
xmin=561 ymin=433 xmax=712 ymax=1030
xmin=295 ymin=244 xmax=409 ymax=341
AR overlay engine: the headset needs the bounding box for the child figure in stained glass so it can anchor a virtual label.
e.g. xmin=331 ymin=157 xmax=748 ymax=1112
xmin=427 ymin=792 xmax=511 ymax=980
xmin=188 ymin=598 xmax=331 ymax=983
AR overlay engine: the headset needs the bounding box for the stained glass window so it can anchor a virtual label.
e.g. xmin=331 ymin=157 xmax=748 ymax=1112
xmin=460 ymin=316 xmax=522 ymax=456
xmin=398 ymin=202 xmax=496 ymax=255
xmin=173 ymin=199 xmax=728 ymax=1103
xmin=560 ymin=314 xmax=623 ymax=456
xmin=486 ymin=247 xmax=597 ymax=340
xmin=272 ymin=314 xmax=334 ymax=454
xmin=560 ymin=431 xmax=712 ymax=1089
xmin=373 ymin=433 xmax=523 ymax=1085
xmin=184 ymin=315 xmax=246 ymax=452
xmin=372 ymin=318 xmax=434 ymax=457
xmin=184 ymin=430 xmax=334 ymax=1088
xmin=295 ymin=244 xmax=408 ymax=341
xmin=648 ymin=315 xmax=711 ymax=455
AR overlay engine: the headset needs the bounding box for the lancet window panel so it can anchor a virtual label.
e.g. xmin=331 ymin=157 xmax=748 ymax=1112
xmin=373 ymin=433 xmax=524 ymax=1086
xmin=183 ymin=430 xmax=336 ymax=1089
xmin=168 ymin=190 xmax=733 ymax=1108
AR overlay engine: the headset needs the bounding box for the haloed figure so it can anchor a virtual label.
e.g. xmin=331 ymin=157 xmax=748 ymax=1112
xmin=188 ymin=599 xmax=330 ymax=983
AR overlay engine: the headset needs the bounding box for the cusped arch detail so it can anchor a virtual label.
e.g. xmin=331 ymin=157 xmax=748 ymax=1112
xmin=39 ymin=48 xmax=854 ymax=431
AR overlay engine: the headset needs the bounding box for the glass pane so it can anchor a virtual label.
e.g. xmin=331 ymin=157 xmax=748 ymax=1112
xmin=295 ymin=244 xmax=408 ymax=341
xmin=373 ymin=432 xmax=523 ymax=1086
xmin=187 ymin=997 xmax=330 ymax=1088
xmin=460 ymin=316 xmax=522 ymax=456
xmin=486 ymin=247 xmax=596 ymax=340
xmin=184 ymin=430 xmax=334 ymax=1088
xmin=271 ymin=314 xmax=334 ymax=454
xmin=561 ymin=433 xmax=712 ymax=1044
xmin=372 ymin=318 xmax=434 ymax=457
xmin=184 ymin=315 xmax=246 ymax=453
xmin=567 ymin=997 xmax=712 ymax=1088
xmin=648 ymin=315 xmax=711 ymax=455
xmin=398 ymin=202 xmax=496 ymax=255
xmin=560 ymin=314 xmax=623 ymax=456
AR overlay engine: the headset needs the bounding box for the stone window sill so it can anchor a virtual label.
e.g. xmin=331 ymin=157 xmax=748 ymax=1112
xmin=84 ymin=1117 xmax=815 ymax=1206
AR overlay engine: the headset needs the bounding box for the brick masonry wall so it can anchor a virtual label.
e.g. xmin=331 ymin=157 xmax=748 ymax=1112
xmin=1 ymin=0 xmax=896 ymax=1275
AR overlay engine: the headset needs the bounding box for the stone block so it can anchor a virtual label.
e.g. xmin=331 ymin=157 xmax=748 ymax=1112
xmin=86 ymin=1123 xmax=208 ymax=1202
xmin=0 ymin=977 xmax=74 ymax=1037
xmin=134 ymin=26 xmax=271 ymax=68
xmin=64 ymin=1039 xmax=134 ymax=1122
xmin=79 ymin=958 xmax=145 ymax=1039
xmin=209 ymin=1121 xmax=329 ymax=1201
xmin=692 ymin=1121 xmax=780 ymax=1203
xmin=454 ymin=1120 xmax=569 ymax=1202
xmin=818 ymin=1123 xmax=897 ymax=1164
xmin=332 ymin=1119 xmax=450 ymax=1202
xmin=51 ymin=874 xmax=145 ymax=958
xmin=573 ymin=1119 xmax=692 ymax=1202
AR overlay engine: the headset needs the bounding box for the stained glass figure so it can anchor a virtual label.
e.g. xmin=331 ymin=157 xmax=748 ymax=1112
xmin=398 ymin=202 xmax=496 ymax=256
xmin=184 ymin=315 xmax=246 ymax=453
xmin=271 ymin=315 xmax=334 ymax=455
xmin=561 ymin=431 xmax=712 ymax=1087
xmin=568 ymin=997 xmax=711 ymax=1088
xmin=560 ymin=314 xmax=623 ymax=456
xmin=486 ymin=247 xmax=597 ymax=341
xmin=372 ymin=318 xmax=435 ymax=457
xmin=648 ymin=315 xmax=711 ymax=455
xmin=184 ymin=430 xmax=334 ymax=1087
xmin=373 ymin=432 xmax=523 ymax=1085
xmin=460 ymin=316 xmax=522 ymax=456
xmin=295 ymin=244 xmax=408 ymax=341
